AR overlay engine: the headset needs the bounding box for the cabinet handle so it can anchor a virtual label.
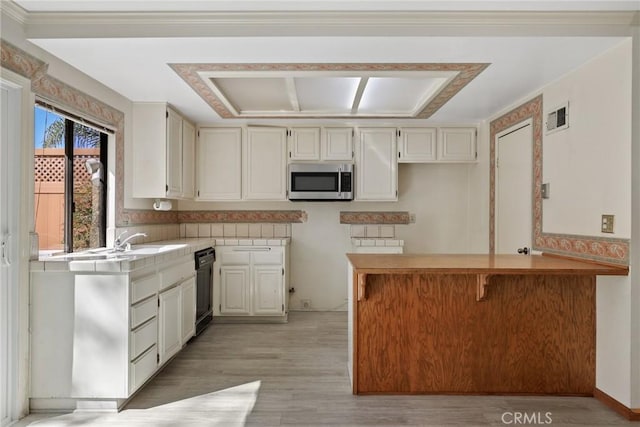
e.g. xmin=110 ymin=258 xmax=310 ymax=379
xmin=232 ymin=247 xmax=271 ymax=252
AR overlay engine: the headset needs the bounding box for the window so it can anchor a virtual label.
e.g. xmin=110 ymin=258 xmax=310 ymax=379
xmin=34 ymin=103 xmax=108 ymax=253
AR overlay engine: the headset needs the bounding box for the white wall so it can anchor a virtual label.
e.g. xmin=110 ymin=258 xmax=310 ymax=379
xmin=179 ymin=161 xmax=480 ymax=310
xmin=541 ymin=39 xmax=634 ymax=407
xmin=542 ymin=40 xmax=632 ymax=238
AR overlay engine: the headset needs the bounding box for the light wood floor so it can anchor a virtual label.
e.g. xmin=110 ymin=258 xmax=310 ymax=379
xmin=18 ymin=312 xmax=634 ymax=426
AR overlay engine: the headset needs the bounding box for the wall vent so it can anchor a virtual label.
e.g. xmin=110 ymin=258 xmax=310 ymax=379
xmin=545 ymin=102 xmax=569 ymax=134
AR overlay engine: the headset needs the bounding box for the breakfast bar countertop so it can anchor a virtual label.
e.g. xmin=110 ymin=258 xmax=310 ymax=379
xmin=346 ymin=253 xmax=628 ymax=276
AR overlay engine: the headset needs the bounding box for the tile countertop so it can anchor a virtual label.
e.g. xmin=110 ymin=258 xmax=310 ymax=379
xmin=31 ymin=238 xmax=290 ymax=273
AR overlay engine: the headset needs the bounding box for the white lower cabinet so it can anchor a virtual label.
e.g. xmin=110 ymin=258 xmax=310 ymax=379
xmin=253 ymin=266 xmax=284 ymax=315
xmin=30 ymin=254 xmax=196 ymax=411
xmin=181 ymin=276 xmax=196 ymax=344
xmin=220 ymin=266 xmax=251 ymax=314
xmin=214 ymin=246 xmax=289 ymax=321
xmin=158 ymin=285 xmax=182 ymax=365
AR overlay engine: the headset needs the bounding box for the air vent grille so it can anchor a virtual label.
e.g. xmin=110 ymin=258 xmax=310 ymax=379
xmin=546 ymin=102 xmax=569 ymax=134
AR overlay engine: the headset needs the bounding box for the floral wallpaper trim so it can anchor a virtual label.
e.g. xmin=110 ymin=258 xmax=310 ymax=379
xmin=489 ymin=94 xmax=629 ymax=265
xmin=169 ymin=62 xmax=489 ymax=119
xmin=0 ymin=39 xmax=47 ymax=79
xmin=1 ymin=39 xmax=175 ymax=227
xmin=340 ymin=211 xmax=410 ymax=225
xmin=178 ymin=210 xmax=307 ymax=223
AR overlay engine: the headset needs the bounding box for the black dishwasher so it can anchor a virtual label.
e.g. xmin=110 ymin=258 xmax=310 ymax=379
xmin=194 ymin=247 xmax=215 ymax=336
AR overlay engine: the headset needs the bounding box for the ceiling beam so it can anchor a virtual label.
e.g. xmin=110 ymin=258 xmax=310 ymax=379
xmin=351 ymin=77 xmax=369 ymax=115
xmin=21 ymin=11 xmax=637 ymax=39
xmin=285 ymin=77 xmax=300 ymax=112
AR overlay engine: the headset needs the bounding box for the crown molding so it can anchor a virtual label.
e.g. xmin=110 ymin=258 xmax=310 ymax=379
xmin=23 ymin=11 xmax=638 ymax=38
xmin=0 ymin=1 xmax=29 ymax=25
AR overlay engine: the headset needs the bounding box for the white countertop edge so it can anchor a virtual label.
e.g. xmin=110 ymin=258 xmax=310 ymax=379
xmin=32 ymin=237 xmax=291 ymax=273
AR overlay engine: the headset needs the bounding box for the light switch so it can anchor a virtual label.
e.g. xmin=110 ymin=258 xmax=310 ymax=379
xmin=601 ymin=214 xmax=614 ymax=233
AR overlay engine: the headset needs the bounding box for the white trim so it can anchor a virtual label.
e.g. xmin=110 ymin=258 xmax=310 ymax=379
xmin=0 ymin=68 xmax=34 ymax=423
xmin=22 ymin=11 xmax=637 ymax=38
xmin=494 ymin=118 xmax=533 ymax=255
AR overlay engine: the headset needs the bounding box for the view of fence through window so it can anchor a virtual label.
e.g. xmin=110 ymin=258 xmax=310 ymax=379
xmin=34 ymin=105 xmax=107 ymax=253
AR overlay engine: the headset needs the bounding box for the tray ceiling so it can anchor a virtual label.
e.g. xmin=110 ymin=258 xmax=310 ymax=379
xmin=171 ymin=63 xmax=488 ymax=119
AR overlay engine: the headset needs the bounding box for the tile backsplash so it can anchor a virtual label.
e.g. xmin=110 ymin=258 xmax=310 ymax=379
xmin=350 ymin=224 xmax=395 ymax=239
xmin=181 ymin=223 xmax=291 ymax=239
xmin=112 ymin=223 xmax=181 ymax=245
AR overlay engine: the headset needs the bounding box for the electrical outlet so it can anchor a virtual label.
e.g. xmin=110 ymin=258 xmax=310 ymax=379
xmin=409 ymin=214 xmax=416 ymax=223
xmin=301 ymin=299 xmax=311 ymax=310
xmin=601 ymin=214 xmax=614 ymax=233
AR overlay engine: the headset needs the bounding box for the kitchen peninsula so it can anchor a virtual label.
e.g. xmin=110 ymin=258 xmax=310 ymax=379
xmin=347 ymin=254 xmax=628 ymax=396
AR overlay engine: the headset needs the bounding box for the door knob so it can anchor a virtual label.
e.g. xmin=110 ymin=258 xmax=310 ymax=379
xmin=517 ymin=247 xmax=530 ymax=255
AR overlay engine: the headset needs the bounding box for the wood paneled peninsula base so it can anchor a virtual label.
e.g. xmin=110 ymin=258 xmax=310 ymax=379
xmin=346 ymin=254 xmax=627 ymax=396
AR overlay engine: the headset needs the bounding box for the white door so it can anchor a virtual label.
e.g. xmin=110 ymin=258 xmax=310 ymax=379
xmin=253 ymin=266 xmax=283 ymax=315
xmin=0 ymin=80 xmax=20 ymax=427
xmin=289 ymin=127 xmax=320 ymax=161
xmin=180 ymin=277 xmax=196 ymax=344
xmin=220 ymin=266 xmax=250 ymax=315
xmin=496 ymin=123 xmax=533 ymax=254
xmin=196 ymin=128 xmax=242 ymax=201
xmin=398 ymin=127 xmax=437 ymax=162
xmin=181 ymin=120 xmax=195 ymax=199
xmin=322 ymin=127 xmax=353 ymax=161
xmin=158 ymin=286 xmax=182 ymax=365
xmin=243 ymin=127 xmax=287 ymax=200
xmin=356 ymin=128 xmax=398 ymax=201
xmin=165 ymin=108 xmax=183 ymax=198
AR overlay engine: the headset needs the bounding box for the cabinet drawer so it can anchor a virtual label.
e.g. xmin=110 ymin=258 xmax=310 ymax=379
xmin=160 ymin=261 xmax=194 ymax=291
xmin=130 ymin=274 xmax=158 ymax=304
xmin=130 ymin=318 xmax=157 ymax=360
xmin=252 ymin=250 xmax=282 ymax=265
xmin=129 ymin=344 xmax=157 ymax=394
xmin=220 ymin=251 xmax=251 ymax=265
xmin=130 ymin=296 xmax=157 ymax=329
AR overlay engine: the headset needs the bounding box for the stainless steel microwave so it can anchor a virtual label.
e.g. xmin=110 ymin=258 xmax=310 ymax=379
xmin=288 ymin=163 xmax=354 ymax=201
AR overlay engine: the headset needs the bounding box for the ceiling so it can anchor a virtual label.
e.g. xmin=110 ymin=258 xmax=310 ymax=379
xmin=6 ymin=1 xmax=638 ymax=124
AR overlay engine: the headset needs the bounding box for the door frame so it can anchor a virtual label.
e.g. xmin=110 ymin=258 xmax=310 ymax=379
xmin=494 ymin=118 xmax=533 ymax=254
xmin=0 ymin=68 xmax=34 ymax=424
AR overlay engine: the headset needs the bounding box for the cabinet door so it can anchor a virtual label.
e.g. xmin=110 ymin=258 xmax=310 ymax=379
xmin=437 ymin=127 xmax=477 ymax=162
xmin=181 ymin=120 xmax=196 ymax=199
xmin=289 ymin=127 xmax=320 ymax=161
xmin=253 ymin=265 xmax=284 ymax=315
xmin=398 ymin=128 xmax=437 ymax=162
xmin=196 ymin=128 xmax=242 ymax=200
xmin=158 ymin=286 xmax=182 ymax=365
xmin=220 ymin=266 xmax=250 ymax=315
xmin=180 ymin=277 xmax=196 ymax=344
xmin=356 ymin=128 xmax=398 ymax=201
xmin=166 ymin=108 xmax=183 ymax=198
xmin=244 ymin=127 xmax=287 ymax=200
xmin=322 ymin=127 xmax=353 ymax=161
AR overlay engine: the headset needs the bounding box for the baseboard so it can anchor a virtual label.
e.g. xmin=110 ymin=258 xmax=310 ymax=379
xmin=594 ymin=388 xmax=640 ymax=421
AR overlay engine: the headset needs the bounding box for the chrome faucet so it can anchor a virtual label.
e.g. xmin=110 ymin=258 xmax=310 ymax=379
xmin=114 ymin=231 xmax=147 ymax=252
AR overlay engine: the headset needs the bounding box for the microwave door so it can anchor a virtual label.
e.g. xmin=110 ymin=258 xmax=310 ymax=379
xmin=290 ymin=172 xmax=340 ymax=200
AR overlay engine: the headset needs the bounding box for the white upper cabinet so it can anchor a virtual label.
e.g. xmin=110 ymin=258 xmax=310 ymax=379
xmin=132 ymin=103 xmax=194 ymax=199
xmin=398 ymin=128 xmax=437 ymax=163
xmin=288 ymin=127 xmax=320 ymax=161
xmin=356 ymin=128 xmax=398 ymax=201
xmin=322 ymin=127 xmax=354 ymax=161
xmin=165 ymin=109 xmax=183 ymax=198
xmin=196 ymin=128 xmax=242 ymax=201
xmin=244 ymin=127 xmax=287 ymax=201
xmin=437 ymin=127 xmax=477 ymax=162
xmin=181 ymin=120 xmax=196 ymax=199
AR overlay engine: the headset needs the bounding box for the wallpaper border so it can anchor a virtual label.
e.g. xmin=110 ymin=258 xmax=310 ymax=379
xmin=489 ymin=94 xmax=629 ymax=265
